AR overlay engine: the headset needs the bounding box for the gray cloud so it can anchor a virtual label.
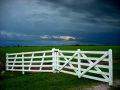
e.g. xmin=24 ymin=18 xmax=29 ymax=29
xmin=37 ymin=0 xmax=120 ymax=26
xmin=0 ymin=0 xmax=120 ymax=46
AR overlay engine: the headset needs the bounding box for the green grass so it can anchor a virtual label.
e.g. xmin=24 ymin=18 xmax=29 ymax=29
xmin=0 ymin=72 xmax=97 ymax=90
xmin=0 ymin=63 xmax=120 ymax=90
xmin=0 ymin=45 xmax=120 ymax=90
xmin=0 ymin=45 xmax=120 ymax=59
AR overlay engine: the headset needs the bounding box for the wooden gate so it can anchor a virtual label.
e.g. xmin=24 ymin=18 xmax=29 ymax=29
xmin=6 ymin=48 xmax=113 ymax=85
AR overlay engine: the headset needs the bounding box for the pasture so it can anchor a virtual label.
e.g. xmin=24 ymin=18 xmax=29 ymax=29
xmin=0 ymin=45 xmax=120 ymax=90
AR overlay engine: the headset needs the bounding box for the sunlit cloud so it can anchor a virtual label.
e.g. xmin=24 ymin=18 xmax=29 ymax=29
xmin=40 ymin=35 xmax=50 ymax=39
xmin=41 ymin=35 xmax=75 ymax=41
xmin=0 ymin=31 xmax=76 ymax=41
xmin=52 ymin=35 xmax=75 ymax=40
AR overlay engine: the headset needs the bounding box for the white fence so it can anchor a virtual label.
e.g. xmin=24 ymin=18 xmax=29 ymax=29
xmin=6 ymin=48 xmax=113 ymax=85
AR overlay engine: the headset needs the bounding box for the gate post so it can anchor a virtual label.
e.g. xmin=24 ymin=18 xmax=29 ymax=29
xmin=6 ymin=53 xmax=8 ymax=71
xmin=52 ymin=48 xmax=55 ymax=73
xmin=22 ymin=53 xmax=25 ymax=74
xmin=52 ymin=48 xmax=59 ymax=73
xmin=56 ymin=49 xmax=59 ymax=72
xmin=77 ymin=49 xmax=81 ymax=78
xmin=108 ymin=49 xmax=113 ymax=86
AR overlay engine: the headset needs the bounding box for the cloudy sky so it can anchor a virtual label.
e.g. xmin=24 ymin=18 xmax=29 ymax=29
xmin=0 ymin=0 xmax=120 ymax=46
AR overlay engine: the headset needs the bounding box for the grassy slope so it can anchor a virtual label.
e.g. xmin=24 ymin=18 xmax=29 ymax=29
xmin=0 ymin=46 xmax=120 ymax=90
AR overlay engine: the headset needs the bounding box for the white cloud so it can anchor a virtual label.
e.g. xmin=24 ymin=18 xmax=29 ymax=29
xmin=0 ymin=31 xmax=75 ymax=41
xmin=40 ymin=35 xmax=50 ymax=39
xmin=52 ymin=35 xmax=75 ymax=40
xmin=0 ymin=31 xmax=13 ymax=38
xmin=40 ymin=35 xmax=75 ymax=41
xmin=0 ymin=31 xmax=29 ymax=38
xmin=60 ymin=36 xmax=75 ymax=40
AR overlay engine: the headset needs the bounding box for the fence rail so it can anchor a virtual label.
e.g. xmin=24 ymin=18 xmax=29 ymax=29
xmin=6 ymin=48 xmax=113 ymax=85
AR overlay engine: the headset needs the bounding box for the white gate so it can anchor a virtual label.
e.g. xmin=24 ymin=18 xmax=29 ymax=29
xmin=6 ymin=48 xmax=113 ymax=85
xmin=6 ymin=50 xmax=54 ymax=74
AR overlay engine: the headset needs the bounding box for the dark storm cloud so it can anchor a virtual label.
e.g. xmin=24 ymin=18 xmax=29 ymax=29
xmin=0 ymin=0 xmax=120 ymax=46
xmin=38 ymin=0 xmax=120 ymax=25
xmin=42 ymin=0 xmax=120 ymax=16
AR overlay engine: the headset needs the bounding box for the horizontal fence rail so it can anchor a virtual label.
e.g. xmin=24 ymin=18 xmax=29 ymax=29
xmin=6 ymin=48 xmax=113 ymax=85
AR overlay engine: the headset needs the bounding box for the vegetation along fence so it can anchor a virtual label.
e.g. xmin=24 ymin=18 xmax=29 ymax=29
xmin=6 ymin=48 xmax=113 ymax=85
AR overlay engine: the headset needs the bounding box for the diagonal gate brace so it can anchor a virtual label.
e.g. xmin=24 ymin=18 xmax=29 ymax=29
xmin=79 ymin=52 xmax=108 ymax=78
xmin=58 ymin=51 xmax=77 ymax=72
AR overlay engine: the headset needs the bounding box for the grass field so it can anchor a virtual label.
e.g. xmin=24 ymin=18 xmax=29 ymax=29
xmin=0 ymin=45 xmax=120 ymax=90
xmin=0 ymin=45 xmax=120 ymax=59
